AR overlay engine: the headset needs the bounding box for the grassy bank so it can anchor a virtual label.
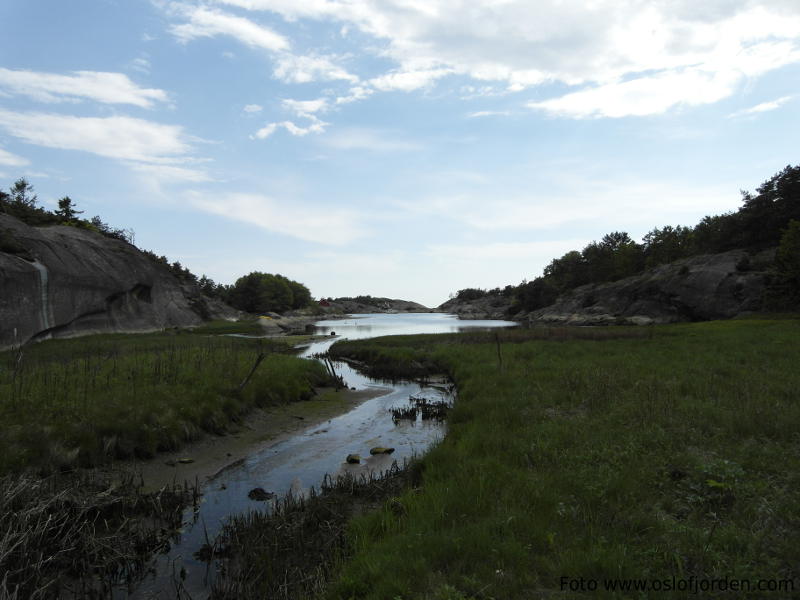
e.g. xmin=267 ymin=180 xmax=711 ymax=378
xmin=0 ymin=330 xmax=332 ymax=474
xmin=326 ymin=319 xmax=800 ymax=599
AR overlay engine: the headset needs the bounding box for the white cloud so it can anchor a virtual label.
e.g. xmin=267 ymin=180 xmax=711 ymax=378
xmin=273 ymin=53 xmax=358 ymax=83
xmin=252 ymin=122 xmax=278 ymax=139
xmin=186 ymin=191 xmax=364 ymax=244
xmin=210 ymin=0 xmax=800 ymax=116
xmin=335 ymin=85 xmax=374 ymax=104
xmin=243 ymin=103 xmax=263 ymax=113
xmin=369 ymin=68 xmax=452 ymax=92
xmin=321 ymin=127 xmax=420 ymax=152
xmin=169 ymin=5 xmax=289 ymax=51
xmin=251 ymin=98 xmax=330 ymax=139
xmin=0 ymin=110 xmax=193 ymax=163
xmin=130 ymin=57 xmax=151 ymax=75
xmin=0 ymin=147 xmax=30 ymax=167
xmin=282 ymin=98 xmax=328 ymax=116
xmin=129 ymin=162 xmax=213 ymax=182
xmin=252 ymin=116 xmax=328 ymax=139
xmin=0 ymin=68 xmax=168 ymax=108
xmin=728 ymin=95 xmax=794 ymax=118
xmin=467 ymin=110 xmax=511 ymax=118
xmin=529 ymin=68 xmax=740 ymax=118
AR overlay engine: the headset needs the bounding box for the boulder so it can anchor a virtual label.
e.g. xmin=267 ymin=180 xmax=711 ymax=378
xmin=346 ymin=454 xmax=361 ymax=464
xmin=369 ymin=447 xmax=395 ymax=455
xmin=0 ymin=214 xmax=238 ymax=350
xmin=247 ymin=487 xmax=276 ymax=501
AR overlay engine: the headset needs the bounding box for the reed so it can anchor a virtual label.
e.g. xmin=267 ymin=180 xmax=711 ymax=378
xmin=0 ymin=331 xmax=333 ymax=474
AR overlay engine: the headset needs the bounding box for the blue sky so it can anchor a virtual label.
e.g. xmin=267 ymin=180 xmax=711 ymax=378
xmin=1 ymin=0 xmax=798 ymax=307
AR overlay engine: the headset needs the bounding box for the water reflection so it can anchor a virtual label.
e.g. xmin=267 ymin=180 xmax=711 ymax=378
xmin=128 ymin=313 xmax=516 ymax=599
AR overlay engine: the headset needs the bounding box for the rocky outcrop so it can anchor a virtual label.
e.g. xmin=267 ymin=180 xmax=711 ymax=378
xmin=325 ymin=297 xmax=430 ymax=313
xmin=0 ymin=214 xmax=237 ymax=349
xmin=437 ymin=293 xmax=512 ymax=320
xmin=523 ymin=249 xmax=774 ymax=326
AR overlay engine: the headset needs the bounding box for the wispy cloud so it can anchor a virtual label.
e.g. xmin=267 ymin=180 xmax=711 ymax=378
xmin=129 ymin=162 xmax=213 ymax=183
xmin=0 ymin=109 xmax=209 ymax=183
xmin=186 ymin=191 xmax=365 ymax=245
xmin=0 ymin=147 xmax=30 ymax=167
xmin=467 ymin=110 xmax=511 ymax=118
xmin=274 ymin=53 xmax=358 ymax=83
xmin=0 ymin=110 xmax=192 ymax=163
xmin=129 ymin=57 xmax=151 ymax=75
xmin=369 ymin=68 xmax=452 ymax=92
xmin=396 ymin=177 xmax=738 ymax=234
xmin=428 ymin=239 xmax=589 ymax=261
xmin=0 ymin=67 xmax=168 ymax=108
xmin=321 ymin=128 xmax=421 ymax=152
xmin=169 ymin=4 xmax=289 ymax=51
xmin=251 ymin=97 xmax=331 ymax=139
xmin=208 ymin=0 xmax=800 ymax=118
xmin=728 ymin=95 xmax=794 ymax=118
xmin=243 ymin=103 xmax=263 ymax=113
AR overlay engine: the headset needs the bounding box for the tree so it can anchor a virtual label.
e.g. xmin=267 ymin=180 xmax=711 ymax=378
xmin=9 ymin=178 xmax=37 ymax=209
xmin=775 ymin=219 xmax=800 ymax=301
xmin=643 ymin=225 xmax=694 ymax=268
xmin=227 ymin=272 xmax=300 ymax=314
xmin=55 ymin=196 xmax=83 ymax=222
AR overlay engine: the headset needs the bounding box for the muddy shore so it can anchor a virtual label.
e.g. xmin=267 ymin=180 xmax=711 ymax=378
xmin=130 ymin=385 xmax=390 ymax=493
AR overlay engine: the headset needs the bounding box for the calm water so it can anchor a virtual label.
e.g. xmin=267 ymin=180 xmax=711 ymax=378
xmin=128 ymin=313 xmax=517 ymax=599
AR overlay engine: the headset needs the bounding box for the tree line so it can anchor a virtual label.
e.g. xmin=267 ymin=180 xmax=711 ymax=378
xmin=452 ymin=164 xmax=800 ymax=312
xmin=0 ymin=178 xmax=315 ymax=314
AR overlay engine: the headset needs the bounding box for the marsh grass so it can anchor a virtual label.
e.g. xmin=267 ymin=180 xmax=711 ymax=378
xmin=327 ymin=319 xmax=800 ymax=599
xmin=0 ymin=332 xmax=332 ymax=474
xmin=0 ymin=470 xmax=195 ymax=599
xmin=210 ymin=463 xmax=419 ymax=600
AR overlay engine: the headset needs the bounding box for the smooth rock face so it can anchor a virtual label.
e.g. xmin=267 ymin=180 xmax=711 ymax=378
xmin=437 ymin=294 xmax=512 ymax=320
xmin=437 ymin=249 xmax=774 ymax=325
xmin=525 ymin=249 xmax=773 ymax=326
xmin=0 ymin=214 xmax=236 ymax=349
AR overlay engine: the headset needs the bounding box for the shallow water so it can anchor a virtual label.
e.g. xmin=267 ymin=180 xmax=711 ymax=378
xmin=127 ymin=313 xmax=516 ymax=599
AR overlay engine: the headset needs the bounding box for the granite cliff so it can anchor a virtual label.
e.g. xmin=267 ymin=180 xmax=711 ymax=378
xmin=438 ymin=248 xmax=775 ymax=325
xmin=0 ymin=214 xmax=236 ymax=350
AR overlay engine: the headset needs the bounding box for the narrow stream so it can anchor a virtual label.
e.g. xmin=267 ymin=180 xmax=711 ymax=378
xmin=127 ymin=313 xmax=516 ymax=599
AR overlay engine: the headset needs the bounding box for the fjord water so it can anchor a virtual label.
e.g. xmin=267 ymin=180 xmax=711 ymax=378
xmin=130 ymin=313 xmax=516 ymax=599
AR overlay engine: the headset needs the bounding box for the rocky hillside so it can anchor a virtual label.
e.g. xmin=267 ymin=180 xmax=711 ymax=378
xmin=439 ymin=248 xmax=775 ymax=325
xmin=523 ymin=248 xmax=773 ymax=325
xmin=324 ymin=296 xmax=430 ymax=313
xmin=0 ymin=214 xmax=237 ymax=350
xmin=437 ymin=293 xmax=512 ymax=320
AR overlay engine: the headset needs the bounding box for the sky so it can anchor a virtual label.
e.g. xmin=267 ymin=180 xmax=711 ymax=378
xmin=0 ymin=0 xmax=798 ymax=308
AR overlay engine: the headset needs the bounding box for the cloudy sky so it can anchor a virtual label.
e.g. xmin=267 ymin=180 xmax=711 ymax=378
xmin=1 ymin=0 xmax=798 ymax=307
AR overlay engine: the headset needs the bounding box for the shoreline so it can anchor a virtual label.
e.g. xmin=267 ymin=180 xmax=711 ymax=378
xmin=128 ymin=385 xmax=391 ymax=493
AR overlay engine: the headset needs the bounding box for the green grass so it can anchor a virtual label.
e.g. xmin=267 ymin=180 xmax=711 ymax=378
xmin=327 ymin=319 xmax=800 ymax=599
xmin=184 ymin=317 xmax=264 ymax=335
xmin=0 ymin=331 xmax=332 ymax=474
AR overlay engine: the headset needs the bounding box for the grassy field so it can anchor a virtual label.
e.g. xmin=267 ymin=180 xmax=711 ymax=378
xmin=325 ymin=319 xmax=800 ymax=599
xmin=0 ymin=327 xmax=332 ymax=474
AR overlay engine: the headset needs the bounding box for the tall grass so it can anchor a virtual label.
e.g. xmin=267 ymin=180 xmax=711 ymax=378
xmin=327 ymin=319 xmax=800 ymax=599
xmin=0 ymin=332 xmax=331 ymax=474
xmin=0 ymin=470 xmax=194 ymax=599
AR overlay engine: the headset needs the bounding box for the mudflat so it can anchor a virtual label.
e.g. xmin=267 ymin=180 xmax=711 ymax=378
xmin=131 ymin=386 xmax=390 ymax=492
